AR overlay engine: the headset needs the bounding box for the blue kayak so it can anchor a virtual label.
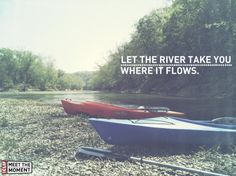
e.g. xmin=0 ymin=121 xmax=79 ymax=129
xmin=89 ymin=117 xmax=236 ymax=145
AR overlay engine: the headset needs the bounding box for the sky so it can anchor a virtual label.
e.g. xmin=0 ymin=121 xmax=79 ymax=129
xmin=0 ymin=0 xmax=168 ymax=73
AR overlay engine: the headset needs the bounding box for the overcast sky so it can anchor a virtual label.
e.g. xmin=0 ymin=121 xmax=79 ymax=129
xmin=0 ymin=0 xmax=168 ymax=73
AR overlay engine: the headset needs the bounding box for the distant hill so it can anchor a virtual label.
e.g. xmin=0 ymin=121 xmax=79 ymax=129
xmin=73 ymin=71 xmax=95 ymax=90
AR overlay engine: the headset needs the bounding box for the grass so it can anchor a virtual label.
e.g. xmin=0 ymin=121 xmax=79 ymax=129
xmin=0 ymin=99 xmax=236 ymax=175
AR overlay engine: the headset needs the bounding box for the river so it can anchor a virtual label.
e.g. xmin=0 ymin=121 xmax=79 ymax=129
xmin=0 ymin=91 xmax=234 ymax=120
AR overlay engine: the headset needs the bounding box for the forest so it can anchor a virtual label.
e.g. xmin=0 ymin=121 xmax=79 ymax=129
xmin=0 ymin=48 xmax=84 ymax=91
xmin=91 ymin=0 xmax=236 ymax=98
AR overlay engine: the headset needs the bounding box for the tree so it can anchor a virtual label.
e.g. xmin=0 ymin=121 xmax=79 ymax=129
xmin=91 ymin=0 xmax=236 ymax=97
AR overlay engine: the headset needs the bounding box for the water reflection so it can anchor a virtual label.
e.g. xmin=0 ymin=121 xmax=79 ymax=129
xmin=0 ymin=91 xmax=235 ymax=120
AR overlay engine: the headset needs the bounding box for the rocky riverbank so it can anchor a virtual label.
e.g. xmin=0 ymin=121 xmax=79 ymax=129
xmin=0 ymin=99 xmax=235 ymax=175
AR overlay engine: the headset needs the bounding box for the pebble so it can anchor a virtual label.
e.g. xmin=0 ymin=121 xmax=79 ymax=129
xmin=0 ymin=99 xmax=235 ymax=176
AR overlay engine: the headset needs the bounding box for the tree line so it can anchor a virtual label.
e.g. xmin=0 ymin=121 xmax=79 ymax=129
xmin=1 ymin=0 xmax=235 ymax=97
xmin=0 ymin=48 xmax=84 ymax=91
xmin=91 ymin=0 xmax=236 ymax=98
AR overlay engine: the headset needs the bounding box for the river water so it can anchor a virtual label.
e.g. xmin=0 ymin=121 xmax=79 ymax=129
xmin=0 ymin=91 xmax=235 ymax=120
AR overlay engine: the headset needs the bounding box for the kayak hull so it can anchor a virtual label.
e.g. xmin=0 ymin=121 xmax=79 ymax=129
xmin=89 ymin=117 xmax=236 ymax=146
xmin=61 ymin=99 xmax=185 ymax=119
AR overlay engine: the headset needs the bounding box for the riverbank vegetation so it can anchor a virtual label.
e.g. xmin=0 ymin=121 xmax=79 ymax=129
xmin=0 ymin=48 xmax=91 ymax=91
xmin=91 ymin=0 xmax=236 ymax=98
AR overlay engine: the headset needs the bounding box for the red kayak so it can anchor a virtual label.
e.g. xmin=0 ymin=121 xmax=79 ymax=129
xmin=61 ymin=99 xmax=185 ymax=119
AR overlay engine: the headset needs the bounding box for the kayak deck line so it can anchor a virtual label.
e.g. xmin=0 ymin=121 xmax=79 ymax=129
xmin=89 ymin=117 xmax=236 ymax=132
xmin=129 ymin=117 xmax=175 ymax=125
xmin=171 ymin=116 xmax=236 ymax=129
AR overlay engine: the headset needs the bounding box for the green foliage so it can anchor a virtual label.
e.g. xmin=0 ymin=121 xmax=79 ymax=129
xmin=74 ymin=71 xmax=94 ymax=90
xmin=91 ymin=0 xmax=236 ymax=97
xmin=0 ymin=48 xmax=84 ymax=91
xmin=57 ymin=73 xmax=83 ymax=90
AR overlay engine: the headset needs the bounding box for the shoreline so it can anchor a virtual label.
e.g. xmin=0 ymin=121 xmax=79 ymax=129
xmin=0 ymin=99 xmax=235 ymax=175
xmin=0 ymin=90 xmax=228 ymax=101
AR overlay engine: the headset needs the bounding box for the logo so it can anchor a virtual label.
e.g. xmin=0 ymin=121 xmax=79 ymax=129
xmin=1 ymin=160 xmax=32 ymax=175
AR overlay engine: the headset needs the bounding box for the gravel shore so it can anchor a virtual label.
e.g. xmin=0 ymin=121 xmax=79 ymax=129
xmin=0 ymin=99 xmax=235 ymax=175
